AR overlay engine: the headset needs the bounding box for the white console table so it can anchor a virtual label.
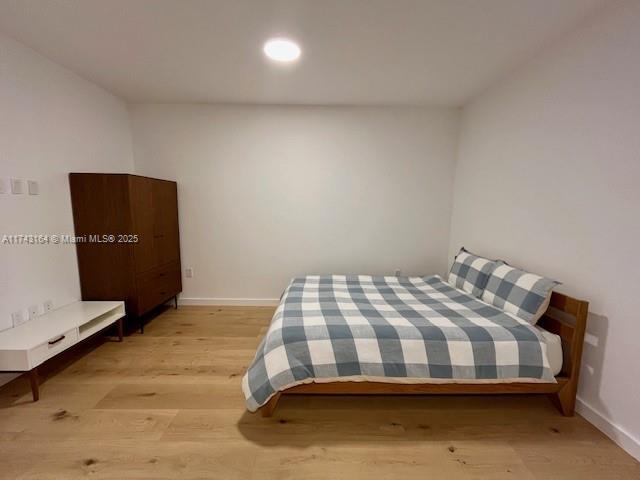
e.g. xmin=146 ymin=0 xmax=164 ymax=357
xmin=0 ymin=301 xmax=125 ymax=401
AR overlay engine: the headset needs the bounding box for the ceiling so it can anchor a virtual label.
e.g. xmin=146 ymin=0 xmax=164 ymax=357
xmin=0 ymin=0 xmax=610 ymax=106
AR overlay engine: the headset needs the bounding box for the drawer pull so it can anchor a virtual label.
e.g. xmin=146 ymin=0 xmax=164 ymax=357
xmin=158 ymin=273 xmax=165 ymax=277
xmin=48 ymin=335 xmax=66 ymax=345
xmin=160 ymin=291 xmax=167 ymax=295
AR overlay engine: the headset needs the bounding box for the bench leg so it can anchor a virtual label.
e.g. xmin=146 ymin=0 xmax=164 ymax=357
xmin=260 ymin=392 xmax=281 ymax=417
xmin=28 ymin=368 xmax=39 ymax=402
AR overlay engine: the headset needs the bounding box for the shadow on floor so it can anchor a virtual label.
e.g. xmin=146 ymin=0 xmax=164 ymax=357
xmin=235 ymin=393 xmax=589 ymax=447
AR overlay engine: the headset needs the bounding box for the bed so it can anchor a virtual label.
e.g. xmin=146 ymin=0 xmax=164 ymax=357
xmin=242 ymin=274 xmax=588 ymax=417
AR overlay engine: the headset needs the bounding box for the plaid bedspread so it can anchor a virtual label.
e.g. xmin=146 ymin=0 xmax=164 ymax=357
xmin=242 ymin=275 xmax=555 ymax=411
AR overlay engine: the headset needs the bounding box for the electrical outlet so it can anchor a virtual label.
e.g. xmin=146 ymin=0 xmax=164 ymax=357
xmin=185 ymin=267 xmax=194 ymax=278
xmin=11 ymin=311 xmax=26 ymax=327
xmin=43 ymin=300 xmax=54 ymax=313
xmin=28 ymin=304 xmax=40 ymax=319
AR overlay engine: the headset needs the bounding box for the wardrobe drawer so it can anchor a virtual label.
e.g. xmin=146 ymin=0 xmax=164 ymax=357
xmin=136 ymin=262 xmax=181 ymax=314
xmin=28 ymin=328 xmax=78 ymax=369
xmin=137 ymin=261 xmax=181 ymax=288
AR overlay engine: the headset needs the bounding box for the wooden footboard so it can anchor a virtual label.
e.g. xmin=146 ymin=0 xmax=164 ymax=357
xmin=258 ymin=291 xmax=589 ymax=418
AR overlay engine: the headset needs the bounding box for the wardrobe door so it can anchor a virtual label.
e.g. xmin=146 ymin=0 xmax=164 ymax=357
xmin=129 ymin=176 xmax=157 ymax=273
xmin=69 ymin=173 xmax=136 ymax=305
xmin=152 ymin=180 xmax=180 ymax=265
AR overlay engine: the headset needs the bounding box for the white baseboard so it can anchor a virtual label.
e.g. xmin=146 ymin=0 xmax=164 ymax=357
xmin=576 ymin=396 xmax=640 ymax=461
xmin=178 ymin=297 xmax=280 ymax=307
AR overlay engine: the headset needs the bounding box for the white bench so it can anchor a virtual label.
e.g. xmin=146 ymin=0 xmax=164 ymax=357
xmin=0 ymin=301 xmax=125 ymax=401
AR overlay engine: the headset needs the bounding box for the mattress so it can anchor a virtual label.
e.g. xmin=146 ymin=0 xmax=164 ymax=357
xmin=243 ymin=274 xmax=556 ymax=411
xmin=537 ymin=326 xmax=563 ymax=376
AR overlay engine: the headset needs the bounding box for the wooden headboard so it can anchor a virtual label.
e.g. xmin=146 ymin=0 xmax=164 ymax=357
xmin=537 ymin=292 xmax=589 ymax=382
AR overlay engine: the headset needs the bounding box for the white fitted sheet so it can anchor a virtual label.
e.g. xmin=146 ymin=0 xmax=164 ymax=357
xmin=536 ymin=326 xmax=563 ymax=376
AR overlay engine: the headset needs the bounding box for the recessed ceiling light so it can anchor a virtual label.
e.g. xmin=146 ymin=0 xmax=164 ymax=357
xmin=263 ymin=38 xmax=301 ymax=63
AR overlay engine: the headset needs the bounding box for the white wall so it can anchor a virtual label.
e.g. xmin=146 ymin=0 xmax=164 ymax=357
xmin=131 ymin=105 xmax=459 ymax=303
xmin=0 ymin=33 xmax=134 ymax=336
xmin=450 ymin=1 xmax=640 ymax=459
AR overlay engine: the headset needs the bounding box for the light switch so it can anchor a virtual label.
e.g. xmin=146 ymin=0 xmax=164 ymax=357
xmin=10 ymin=178 xmax=25 ymax=194
xmin=11 ymin=311 xmax=26 ymax=327
xmin=28 ymin=180 xmax=39 ymax=195
xmin=0 ymin=178 xmax=8 ymax=194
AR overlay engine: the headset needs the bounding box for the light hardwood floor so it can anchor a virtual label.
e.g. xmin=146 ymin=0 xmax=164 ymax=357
xmin=0 ymin=306 xmax=638 ymax=479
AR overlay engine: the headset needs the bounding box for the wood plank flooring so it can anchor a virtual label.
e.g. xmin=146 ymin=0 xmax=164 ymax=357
xmin=0 ymin=306 xmax=638 ymax=479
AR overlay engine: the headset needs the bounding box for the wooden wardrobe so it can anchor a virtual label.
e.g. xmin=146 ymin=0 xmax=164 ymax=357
xmin=69 ymin=174 xmax=182 ymax=329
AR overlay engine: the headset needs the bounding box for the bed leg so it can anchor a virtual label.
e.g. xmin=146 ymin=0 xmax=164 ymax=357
xmin=550 ymin=383 xmax=576 ymax=416
xmin=261 ymin=393 xmax=281 ymax=418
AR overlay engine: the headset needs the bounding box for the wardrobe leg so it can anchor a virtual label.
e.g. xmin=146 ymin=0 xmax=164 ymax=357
xmin=117 ymin=318 xmax=124 ymax=342
xmin=174 ymin=296 xmax=178 ymax=309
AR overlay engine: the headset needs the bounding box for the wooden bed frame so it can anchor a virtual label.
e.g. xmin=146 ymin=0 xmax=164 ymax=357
xmin=258 ymin=291 xmax=588 ymax=418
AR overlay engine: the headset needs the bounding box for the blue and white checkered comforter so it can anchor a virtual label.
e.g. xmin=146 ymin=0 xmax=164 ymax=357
xmin=242 ymin=275 xmax=555 ymax=411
